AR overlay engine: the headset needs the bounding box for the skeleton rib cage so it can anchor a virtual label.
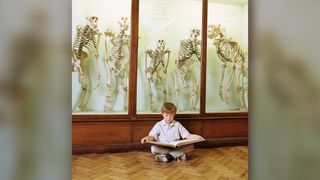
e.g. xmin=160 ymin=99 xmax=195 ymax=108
xmin=109 ymin=34 xmax=129 ymax=73
xmin=215 ymin=39 xmax=246 ymax=65
xmin=176 ymin=39 xmax=201 ymax=65
xmin=73 ymin=25 xmax=99 ymax=59
xmin=149 ymin=50 xmax=169 ymax=74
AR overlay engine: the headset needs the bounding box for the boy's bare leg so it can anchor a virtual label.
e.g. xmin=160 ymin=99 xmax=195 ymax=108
xmin=153 ymin=144 xmax=194 ymax=162
xmin=168 ymin=144 xmax=194 ymax=159
xmin=151 ymin=145 xmax=171 ymax=155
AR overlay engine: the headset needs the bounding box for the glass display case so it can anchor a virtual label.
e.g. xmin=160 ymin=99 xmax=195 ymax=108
xmin=72 ymin=0 xmax=131 ymax=114
xmin=72 ymin=0 xmax=248 ymax=115
xmin=206 ymin=0 xmax=248 ymax=112
xmin=137 ymin=0 xmax=202 ymax=114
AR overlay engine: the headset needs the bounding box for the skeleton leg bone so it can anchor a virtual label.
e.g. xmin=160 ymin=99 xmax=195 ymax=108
xmin=224 ymin=64 xmax=236 ymax=103
xmin=104 ymin=84 xmax=113 ymax=112
xmin=243 ymin=63 xmax=248 ymax=109
xmin=79 ymin=74 xmax=90 ymax=111
xmin=219 ymin=62 xmax=227 ymax=101
xmin=189 ymin=76 xmax=199 ymax=111
xmin=104 ymin=60 xmax=113 ymax=112
xmin=160 ymin=74 xmax=168 ymax=102
xmin=236 ymin=64 xmax=246 ymax=110
xmin=244 ymin=76 xmax=248 ymax=109
xmin=189 ymin=61 xmax=200 ymax=110
xmin=180 ymin=71 xmax=191 ymax=103
xmin=150 ymin=78 xmax=158 ymax=111
xmin=174 ymin=70 xmax=180 ymax=109
xmin=121 ymin=77 xmax=128 ymax=111
xmin=146 ymin=71 xmax=157 ymax=111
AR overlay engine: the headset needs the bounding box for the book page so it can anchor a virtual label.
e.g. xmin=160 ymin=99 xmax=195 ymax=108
xmin=145 ymin=141 xmax=176 ymax=148
xmin=174 ymin=138 xmax=205 ymax=147
xmin=146 ymin=138 xmax=205 ymax=148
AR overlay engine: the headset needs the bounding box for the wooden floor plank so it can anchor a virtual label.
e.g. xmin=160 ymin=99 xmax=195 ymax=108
xmin=73 ymin=146 xmax=248 ymax=179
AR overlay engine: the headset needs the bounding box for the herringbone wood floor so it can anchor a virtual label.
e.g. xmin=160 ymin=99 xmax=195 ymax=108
xmin=72 ymin=146 xmax=248 ymax=180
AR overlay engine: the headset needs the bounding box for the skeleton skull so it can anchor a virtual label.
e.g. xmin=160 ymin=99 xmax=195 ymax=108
xmin=119 ymin=17 xmax=129 ymax=32
xmin=190 ymin=28 xmax=200 ymax=40
xmin=207 ymin=24 xmax=221 ymax=39
xmin=157 ymin=40 xmax=165 ymax=51
xmin=86 ymin=16 xmax=98 ymax=29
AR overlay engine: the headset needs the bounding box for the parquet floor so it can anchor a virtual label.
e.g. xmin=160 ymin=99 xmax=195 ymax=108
xmin=72 ymin=146 xmax=248 ymax=180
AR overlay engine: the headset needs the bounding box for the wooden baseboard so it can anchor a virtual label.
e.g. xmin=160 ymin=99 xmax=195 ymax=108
xmin=72 ymin=137 xmax=248 ymax=155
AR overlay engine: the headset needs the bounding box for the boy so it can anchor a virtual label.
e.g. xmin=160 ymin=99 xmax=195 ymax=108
xmin=141 ymin=102 xmax=203 ymax=162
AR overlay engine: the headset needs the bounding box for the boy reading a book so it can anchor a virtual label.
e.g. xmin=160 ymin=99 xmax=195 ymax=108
xmin=141 ymin=102 xmax=203 ymax=162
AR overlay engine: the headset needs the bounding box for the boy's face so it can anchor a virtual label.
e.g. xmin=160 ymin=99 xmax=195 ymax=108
xmin=162 ymin=112 xmax=175 ymax=124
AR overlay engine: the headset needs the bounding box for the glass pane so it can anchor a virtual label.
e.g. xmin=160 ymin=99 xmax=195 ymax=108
xmin=72 ymin=0 xmax=131 ymax=114
xmin=206 ymin=0 xmax=248 ymax=112
xmin=137 ymin=0 xmax=202 ymax=114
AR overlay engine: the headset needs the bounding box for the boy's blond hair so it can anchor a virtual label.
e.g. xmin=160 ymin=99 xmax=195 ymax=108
xmin=161 ymin=102 xmax=177 ymax=114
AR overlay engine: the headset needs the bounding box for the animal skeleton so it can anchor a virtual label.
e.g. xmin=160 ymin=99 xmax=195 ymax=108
xmin=145 ymin=40 xmax=170 ymax=111
xmin=207 ymin=24 xmax=248 ymax=110
xmin=104 ymin=17 xmax=130 ymax=112
xmin=174 ymin=29 xmax=201 ymax=111
xmin=72 ymin=16 xmax=102 ymax=112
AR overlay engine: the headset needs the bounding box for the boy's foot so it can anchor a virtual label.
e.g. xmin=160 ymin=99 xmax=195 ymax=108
xmin=154 ymin=154 xmax=168 ymax=162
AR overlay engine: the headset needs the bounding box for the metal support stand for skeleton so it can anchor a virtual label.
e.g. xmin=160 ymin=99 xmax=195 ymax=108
xmin=145 ymin=40 xmax=170 ymax=111
xmin=208 ymin=24 xmax=248 ymax=110
xmin=104 ymin=17 xmax=130 ymax=112
xmin=174 ymin=29 xmax=201 ymax=111
xmin=72 ymin=16 xmax=102 ymax=112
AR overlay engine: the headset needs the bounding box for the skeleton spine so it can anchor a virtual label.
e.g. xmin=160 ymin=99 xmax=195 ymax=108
xmin=76 ymin=25 xmax=89 ymax=59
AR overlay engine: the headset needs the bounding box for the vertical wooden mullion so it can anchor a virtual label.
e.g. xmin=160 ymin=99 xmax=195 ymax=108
xmin=129 ymin=0 xmax=139 ymax=117
xmin=200 ymin=0 xmax=208 ymax=115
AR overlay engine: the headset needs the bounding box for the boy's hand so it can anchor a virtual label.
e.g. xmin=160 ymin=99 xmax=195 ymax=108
xmin=187 ymin=134 xmax=204 ymax=140
xmin=141 ymin=136 xmax=155 ymax=144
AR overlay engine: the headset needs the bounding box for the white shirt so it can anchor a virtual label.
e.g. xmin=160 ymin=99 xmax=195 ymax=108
xmin=148 ymin=119 xmax=190 ymax=143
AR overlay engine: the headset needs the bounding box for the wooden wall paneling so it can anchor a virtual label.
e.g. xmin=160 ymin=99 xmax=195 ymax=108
xmin=132 ymin=122 xmax=156 ymax=142
xmin=180 ymin=121 xmax=202 ymax=136
xmin=73 ymin=122 xmax=132 ymax=145
xmin=203 ymin=119 xmax=248 ymax=138
xmin=72 ymin=119 xmax=248 ymax=154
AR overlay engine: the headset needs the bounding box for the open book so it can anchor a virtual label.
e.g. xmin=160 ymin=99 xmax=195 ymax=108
xmin=146 ymin=138 xmax=205 ymax=148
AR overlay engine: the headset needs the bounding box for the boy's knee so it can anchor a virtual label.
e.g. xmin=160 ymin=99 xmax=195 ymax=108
xmin=151 ymin=145 xmax=170 ymax=155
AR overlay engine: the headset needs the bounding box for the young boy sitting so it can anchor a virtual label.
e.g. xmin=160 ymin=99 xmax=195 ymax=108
xmin=141 ymin=102 xmax=203 ymax=162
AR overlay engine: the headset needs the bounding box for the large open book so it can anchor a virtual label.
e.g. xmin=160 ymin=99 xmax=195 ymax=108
xmin=146 ymin=138 xmax=205 ymax=148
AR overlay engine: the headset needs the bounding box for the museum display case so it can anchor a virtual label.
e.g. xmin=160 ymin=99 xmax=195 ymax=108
xmin=72 ymin=0 xmax=248 ymax=153
xmin=72 ymin=0 xmax=248 ymax=115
